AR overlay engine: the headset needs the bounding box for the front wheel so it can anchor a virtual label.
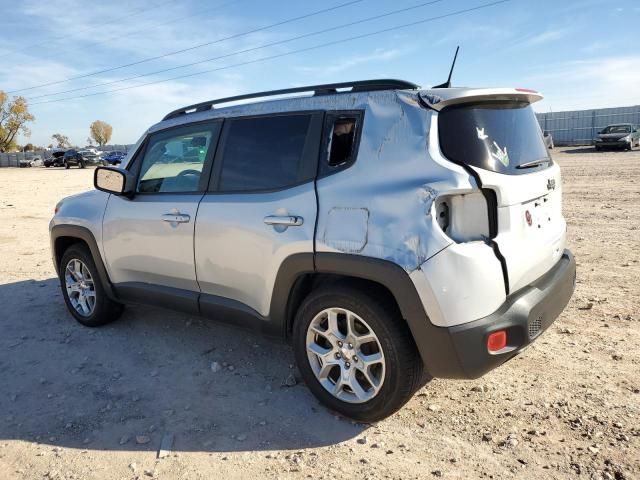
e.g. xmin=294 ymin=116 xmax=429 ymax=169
xmin=79 ymin=160 xmax=86 ymax=168
xmin=293 ymin=284 xmax=426 ymax=422
xmin=59 ymin=244 xmax=124 ymax=327
xmin=65 ymin=162 xmax=70 ymax=169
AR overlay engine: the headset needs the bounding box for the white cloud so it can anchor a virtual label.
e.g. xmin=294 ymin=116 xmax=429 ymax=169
xmin=294 ymin=47 xmax=410 ymax=76
xmin=519 ymin=28 xmax=568 ymax=47
xmin=531 ymin=55 xmax=640 ymax=111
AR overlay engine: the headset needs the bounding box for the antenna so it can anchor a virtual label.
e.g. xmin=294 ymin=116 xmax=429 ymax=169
xmin=433 ymin=46 xmax=459 ymax=89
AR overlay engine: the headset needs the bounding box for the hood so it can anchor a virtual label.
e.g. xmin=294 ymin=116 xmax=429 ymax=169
xmin=598 ymin=133 xmax=629 ymax=139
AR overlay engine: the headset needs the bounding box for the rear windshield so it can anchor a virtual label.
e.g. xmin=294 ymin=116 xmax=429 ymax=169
xmin=438 ymin=102 xmax=551 ymax=175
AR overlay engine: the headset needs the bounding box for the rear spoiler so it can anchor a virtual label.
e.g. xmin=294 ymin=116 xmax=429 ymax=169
xmin=419 ymin=88 xmax=543 ymax=111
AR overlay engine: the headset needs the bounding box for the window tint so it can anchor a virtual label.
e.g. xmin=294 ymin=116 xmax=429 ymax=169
xmin=219 ymin=114 xmax=312 ymax=192
xmin=137 ymin=127 xmax=215 ymax=193
xmin=439 ymin=102 xmax=551 ymax=176
xmin=328 ymin=118 xmax=357 ymax=166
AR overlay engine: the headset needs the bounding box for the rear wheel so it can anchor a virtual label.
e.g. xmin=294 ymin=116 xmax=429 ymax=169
xmin=59 ymin=244 xmax=124 ymax=327
xmin=293 ymin=283 xmax=426 ymax=422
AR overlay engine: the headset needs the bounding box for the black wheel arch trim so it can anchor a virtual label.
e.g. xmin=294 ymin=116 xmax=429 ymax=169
xmin=270 ymin=252 xmax=461 ymax=378
xmin=50 ymin=225 xmax=118 ymax=301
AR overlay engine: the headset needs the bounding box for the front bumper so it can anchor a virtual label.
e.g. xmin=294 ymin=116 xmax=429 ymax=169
xmin=417 ymin=250 xmax=576 ymax=379
xmin=596 ymin=139 xmax=630 ymax=148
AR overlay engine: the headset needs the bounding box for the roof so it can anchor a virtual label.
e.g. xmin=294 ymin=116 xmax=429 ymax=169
xmin=162 ymin=79 xmax=420 ymax=121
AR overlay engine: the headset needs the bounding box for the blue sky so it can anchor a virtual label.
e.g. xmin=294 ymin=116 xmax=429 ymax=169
xmin=1 ymin=0 xmax=639 ymax=147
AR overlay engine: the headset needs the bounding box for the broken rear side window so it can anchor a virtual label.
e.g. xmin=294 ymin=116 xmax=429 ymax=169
xmin=329 ymin=118 xmax=357 ymax=166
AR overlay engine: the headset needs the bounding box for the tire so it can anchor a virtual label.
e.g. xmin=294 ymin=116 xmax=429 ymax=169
xmin=65 ymin=162 xmax=70 ymax=169
xmin=79 ymin=160 xmax=86 ymax=169
xmin=59 ymin=243 xmax=124 ymax=327
xmin=293 ymin=283 xmax=426 ymax=422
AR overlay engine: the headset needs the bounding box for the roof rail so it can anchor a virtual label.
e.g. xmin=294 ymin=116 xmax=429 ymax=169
xmin=162 ymin=79 xmax=419 ymax=121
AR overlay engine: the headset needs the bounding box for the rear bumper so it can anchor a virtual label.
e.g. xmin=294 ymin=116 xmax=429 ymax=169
xmin=418 ymin=250 xmax=576 ymax=379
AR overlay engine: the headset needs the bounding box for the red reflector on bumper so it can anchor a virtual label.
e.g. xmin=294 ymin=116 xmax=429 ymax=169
xmin=487 ymin=330 xmax=507 ymax=352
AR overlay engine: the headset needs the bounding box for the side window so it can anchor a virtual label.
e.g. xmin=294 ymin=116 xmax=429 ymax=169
xmin=320 ymin=111 xmax=363 ymax=176
xmin=217 ymin=114 xmax=313 ymax=192
xmin=137 ymin=124 xmax=219 ymax=193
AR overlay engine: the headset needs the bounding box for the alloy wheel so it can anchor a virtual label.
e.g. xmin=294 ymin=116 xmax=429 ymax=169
xmin=305 ymin=307 xmax=385 ymax=403
xmin=64 ymin=258 xmax=96 ymax=317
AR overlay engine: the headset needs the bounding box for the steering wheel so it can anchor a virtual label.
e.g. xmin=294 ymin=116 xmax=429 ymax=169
xmin=177 ymin=169 xmax=201 ymax=178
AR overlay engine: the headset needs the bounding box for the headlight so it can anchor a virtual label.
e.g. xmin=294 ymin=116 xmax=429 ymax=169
xmin=622 ymin=135 xmax=631 ymax=142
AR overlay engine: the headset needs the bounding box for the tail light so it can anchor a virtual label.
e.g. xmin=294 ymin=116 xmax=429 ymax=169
xmin=435 ymin=191 xmax=490 ymax=242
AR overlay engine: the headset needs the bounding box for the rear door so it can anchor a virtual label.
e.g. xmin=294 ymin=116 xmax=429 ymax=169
xmin=438 ymin=101 xmax=566 ymax=293
xmin=102 ymin=121 xmax=221 ymax=300
xmin=194 ymin=112 xmax=323 ymax=318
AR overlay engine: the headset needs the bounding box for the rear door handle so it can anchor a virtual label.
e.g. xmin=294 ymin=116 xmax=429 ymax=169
xmin=162 ymin=213 xmax=191 ymax=223
xmin=263 ymin=215 xmax=303 ymax=227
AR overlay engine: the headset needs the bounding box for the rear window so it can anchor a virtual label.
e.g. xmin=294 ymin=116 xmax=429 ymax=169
xmin=438 ymin=102 xmax=551 ymax=175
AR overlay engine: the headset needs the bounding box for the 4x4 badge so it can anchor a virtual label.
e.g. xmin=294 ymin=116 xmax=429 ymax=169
xmin=547 ymin=178 xmax=556 ymax=190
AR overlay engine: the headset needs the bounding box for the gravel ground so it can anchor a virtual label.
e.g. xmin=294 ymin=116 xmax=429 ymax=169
xmin=0 ymin=147 xmax=638 ymax=480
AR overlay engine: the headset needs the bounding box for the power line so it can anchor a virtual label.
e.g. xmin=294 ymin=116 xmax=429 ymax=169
xmin=26 ymin=0 xmax=446 ymax=101
xmin=29 ymin=0 xmax=510 ymax=107
xmin=11 ymin=0 xmax=247 ymax=70
xmin=0 ymin=0 xmax=177 ymax=59
xmin=8 ymin=0 xmax=365 ymax=94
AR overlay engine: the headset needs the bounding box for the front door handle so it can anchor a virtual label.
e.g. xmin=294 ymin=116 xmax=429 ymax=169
xmin=263 ymin=215 xmax=304 ymax=227
xmin=162 ymin=213 xmax=191 ymax=223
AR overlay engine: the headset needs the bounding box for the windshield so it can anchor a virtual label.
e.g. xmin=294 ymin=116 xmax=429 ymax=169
xmin=438 ymin=102 xmax=551 ymax=175
xmin=602 ymin=125 xmax=631 ymax=134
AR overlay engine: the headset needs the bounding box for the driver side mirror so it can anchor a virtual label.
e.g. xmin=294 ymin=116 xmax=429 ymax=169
xmin=94 ymin=166 xmax=135 ymax=196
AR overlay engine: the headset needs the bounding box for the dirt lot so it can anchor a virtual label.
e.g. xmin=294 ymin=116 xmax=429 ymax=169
xmin=0 ymin=148 xmax=638 ymax=480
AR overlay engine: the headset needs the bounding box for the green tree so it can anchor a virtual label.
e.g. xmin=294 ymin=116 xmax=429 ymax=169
xmin=0 ymin=91 xmax=35 ymax=152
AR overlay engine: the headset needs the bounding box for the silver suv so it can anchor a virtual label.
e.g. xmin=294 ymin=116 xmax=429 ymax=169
xmin=50 ymin=80 xmax=576 ymax=421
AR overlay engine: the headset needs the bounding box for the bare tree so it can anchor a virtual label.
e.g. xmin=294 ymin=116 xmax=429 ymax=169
xmin=51 ymin=133 xmax=71 ymax=148
xmin=89 ymin=120 xmax=113 ymax=146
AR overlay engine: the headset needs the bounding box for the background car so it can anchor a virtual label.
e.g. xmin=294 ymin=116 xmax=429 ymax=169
xmin=44 ymin=150 xmax=66 ymax=167
xmin=63 ymin=149 xmax=87 ymax=168
xmin=78 ymin=149 xmax=103 ymax=165
xmin=595 ymin=124 xmax=640 ymax=150
xmin=102 ymin=151 xmax=126 ymax=165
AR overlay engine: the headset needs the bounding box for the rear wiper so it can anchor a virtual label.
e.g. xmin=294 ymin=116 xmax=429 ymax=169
xmin=515 ymin=159 xmax=551 ymax=169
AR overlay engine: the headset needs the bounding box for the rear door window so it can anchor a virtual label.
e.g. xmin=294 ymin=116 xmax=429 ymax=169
xmin=215 ymin=113 xmax=319 ymax=192
xmin=438 ymin=102 xmax=551 ymax=175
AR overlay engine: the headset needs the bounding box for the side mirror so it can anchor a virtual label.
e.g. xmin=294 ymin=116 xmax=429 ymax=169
xmin=94 ymin=166 xmax=135 ymax=195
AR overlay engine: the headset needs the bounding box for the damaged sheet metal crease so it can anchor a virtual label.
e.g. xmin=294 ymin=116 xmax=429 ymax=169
xmin=144 ymin=88 xmax=477 ymax=274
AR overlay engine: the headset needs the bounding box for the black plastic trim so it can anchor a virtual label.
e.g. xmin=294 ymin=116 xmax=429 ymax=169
xmin=50 ymin=225 xmax=117 ymax=301
xmin=116 ymin=282 xmax=199 ymax=316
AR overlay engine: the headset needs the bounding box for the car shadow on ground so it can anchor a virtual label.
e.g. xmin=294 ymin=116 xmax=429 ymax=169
xmin=0 ymin=278 xmax=366 ymax=454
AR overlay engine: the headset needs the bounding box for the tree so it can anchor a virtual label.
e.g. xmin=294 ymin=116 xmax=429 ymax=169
xmin=0 ymin=91 xmax=35 ymax=152
xmin=89 ymin=120 xmax=113 ymax=146
xmin=86 ymin=136 xmax=94 ymax=146
xmin=23 ymin=143 xmax=34 ymax=151
xmin=52 ymin=133 xmax=71 ymax=148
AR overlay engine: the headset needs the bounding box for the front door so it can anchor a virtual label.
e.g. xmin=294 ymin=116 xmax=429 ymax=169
xmin=102 ymin=121 xmax=222 ymax=304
